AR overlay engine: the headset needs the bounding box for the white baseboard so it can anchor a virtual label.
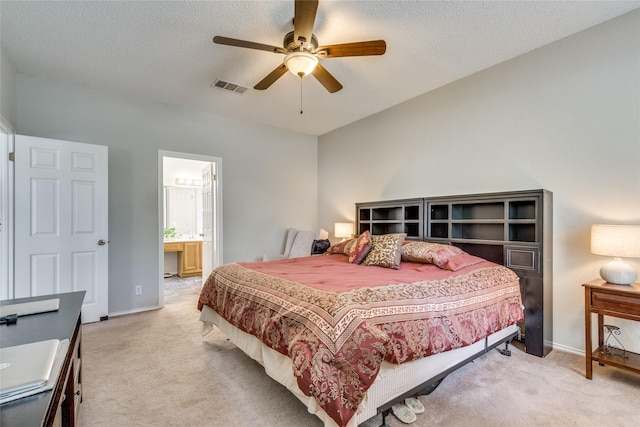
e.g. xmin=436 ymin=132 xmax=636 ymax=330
xmin=552 ymin=342 xmax=584 ymax=356
xmin=108 ymin=305 xmax=162 ymax=319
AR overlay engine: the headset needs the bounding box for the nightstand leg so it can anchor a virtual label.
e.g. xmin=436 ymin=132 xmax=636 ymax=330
xmin=585 ymin=287 xmax=593 ymax=379
xmin=597 ymin=314 xmax=605 ymax=366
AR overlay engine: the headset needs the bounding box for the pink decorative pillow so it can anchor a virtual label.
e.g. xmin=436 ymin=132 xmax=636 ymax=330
xmin=362 ymin=233 xmax=407 ymax=269
xmin=326 ymin=238 xmax=355 ymax=255
xmin=444 ymin=253 xmax=485 ymax=271
xmin=401 ymin=242 xmax=465 ymax=268
xmin=343 ymin=239 xmax=356 ymax=254
xmin=348 ymin=231 xmax=372 ymax=264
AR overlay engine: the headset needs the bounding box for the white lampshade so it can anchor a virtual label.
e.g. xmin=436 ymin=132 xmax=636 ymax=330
xmin=284 ymin=51 xmax=318 ymax=77
xmin=334 ymin=222 xmax=354 ymax=240
xmin=591 ymin=224 xmax=640 ymax=285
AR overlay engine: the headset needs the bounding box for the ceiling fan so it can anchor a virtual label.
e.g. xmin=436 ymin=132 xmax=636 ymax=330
xmin=213 ymin=0 xmax=386 ymax=93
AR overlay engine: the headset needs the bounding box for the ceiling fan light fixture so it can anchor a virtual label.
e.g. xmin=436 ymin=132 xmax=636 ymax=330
xmin=284 ymin=51 xmax=318 ymax=77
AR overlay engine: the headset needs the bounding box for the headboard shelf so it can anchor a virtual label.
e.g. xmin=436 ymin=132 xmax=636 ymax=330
xmin=452 ymin=202 xmax=505 ymax=220
xmin=356 ymin=198 xmax=424 ymax=240
xmin=356 ymin=189 xmax=553 ymax=357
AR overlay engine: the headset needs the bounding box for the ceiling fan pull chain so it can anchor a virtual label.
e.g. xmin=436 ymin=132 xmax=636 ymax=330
xmin=300 ymin=76 xmax=304 ymax=115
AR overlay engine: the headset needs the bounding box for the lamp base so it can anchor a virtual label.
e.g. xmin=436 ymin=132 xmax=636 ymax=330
xmin=600 ymin=258 xmax=637 ymax=285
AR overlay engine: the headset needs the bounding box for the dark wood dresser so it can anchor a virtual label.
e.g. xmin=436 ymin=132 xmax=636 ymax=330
xmin=0 ymin=291 xmax=85 ymax=427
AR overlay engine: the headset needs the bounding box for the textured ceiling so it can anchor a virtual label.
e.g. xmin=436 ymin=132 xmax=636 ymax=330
xmin=2 ymin=1 xmax=639 ymax=136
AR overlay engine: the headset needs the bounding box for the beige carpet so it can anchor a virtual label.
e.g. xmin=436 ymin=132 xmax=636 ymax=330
xmin=78 ymin=299 xmax=640 ymax=427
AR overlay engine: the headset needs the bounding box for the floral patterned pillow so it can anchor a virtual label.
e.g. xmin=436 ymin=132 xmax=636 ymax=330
xmin=362 ymin=233 xmax=407 ymax=269
xmin=326 ymin=238 xmax=355 ymax=255
xmin=343 ymin=239 xmax=356 ymax=254
xmin=348 ymin=231 xmax=372 ymax=264
xmin=401 ymin=242 xmax=464 ymax=268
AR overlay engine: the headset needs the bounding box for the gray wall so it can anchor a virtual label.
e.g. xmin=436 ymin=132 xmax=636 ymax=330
xmin=1 ymin=48 xmax=16 ymax=127
xmin=16 ymin=76 xmax=318 ymax=314
xmin=318 ymin=10 xmax=640 ymax=354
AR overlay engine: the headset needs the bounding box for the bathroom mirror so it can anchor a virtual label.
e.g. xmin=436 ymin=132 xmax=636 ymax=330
xmin=164 ymin=186 xmax=198 ymax=236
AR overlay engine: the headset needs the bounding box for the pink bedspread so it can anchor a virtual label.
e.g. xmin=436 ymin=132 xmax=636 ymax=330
xmin=198 ymin=255 xmax=523 ymax=426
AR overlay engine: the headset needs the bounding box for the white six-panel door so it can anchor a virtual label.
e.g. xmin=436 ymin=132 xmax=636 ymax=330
xmin=15 ymin=135 xmax=108 ymax=323
xmin=201 ymin=164 xmax=214 ymax=275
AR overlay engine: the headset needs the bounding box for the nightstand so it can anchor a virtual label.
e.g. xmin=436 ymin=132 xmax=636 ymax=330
xmin=583 ymin=279 xmax=640 ymax=379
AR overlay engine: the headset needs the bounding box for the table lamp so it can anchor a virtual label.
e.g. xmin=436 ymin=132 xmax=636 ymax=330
xmin=590 ymin=224 xmax=640 ymax=285
xmin=334 ymin=222 xmax=354 ymax=242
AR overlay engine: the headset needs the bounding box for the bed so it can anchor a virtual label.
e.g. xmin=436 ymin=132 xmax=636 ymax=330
xmin=198 ymin=236 xmax=524 ymax=427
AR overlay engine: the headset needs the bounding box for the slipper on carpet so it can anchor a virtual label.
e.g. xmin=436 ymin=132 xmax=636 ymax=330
xmin=404 ymin=397 xmax=425 ymax=414
xmin=392 ymin=403 xmax=417 ymax=424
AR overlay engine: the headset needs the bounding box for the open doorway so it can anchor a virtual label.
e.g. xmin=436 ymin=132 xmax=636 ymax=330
xmin=0 ymin=116 xmax=14 ymax=301
xmin=158 ymin=151 xmax=222 ymax=307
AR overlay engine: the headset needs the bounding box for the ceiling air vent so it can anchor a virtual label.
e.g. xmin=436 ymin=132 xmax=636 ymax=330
xmin=211 ymin=79 xmax=249 ymax=95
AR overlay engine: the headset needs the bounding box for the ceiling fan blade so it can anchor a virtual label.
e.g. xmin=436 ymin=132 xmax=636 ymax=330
xmin=213 ymin=36 xmax=285 ymax=54
xmin=311 ymin=63 xmax=343 ymax=93
xmin=317 ymin=40 xmax=387 ymax=58
xmin=254 ymin=64 xmax=288 ymax=90
xmin=294 ymin=0 xmax=318 ymax=48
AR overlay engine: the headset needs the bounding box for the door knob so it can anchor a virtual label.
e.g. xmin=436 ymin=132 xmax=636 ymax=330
xmin=98 ymin=239 xmax=106 ymax=246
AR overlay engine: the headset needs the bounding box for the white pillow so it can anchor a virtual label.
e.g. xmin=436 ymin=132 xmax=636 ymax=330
xmin=288 ymin=231 xmax=316 ymax=258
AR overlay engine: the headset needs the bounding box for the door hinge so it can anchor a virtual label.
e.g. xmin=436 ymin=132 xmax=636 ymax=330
xmin=212 ymin=174 xmax=216 ymax=181
xmin=8 ymin=152 xmax=15 ymax=161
